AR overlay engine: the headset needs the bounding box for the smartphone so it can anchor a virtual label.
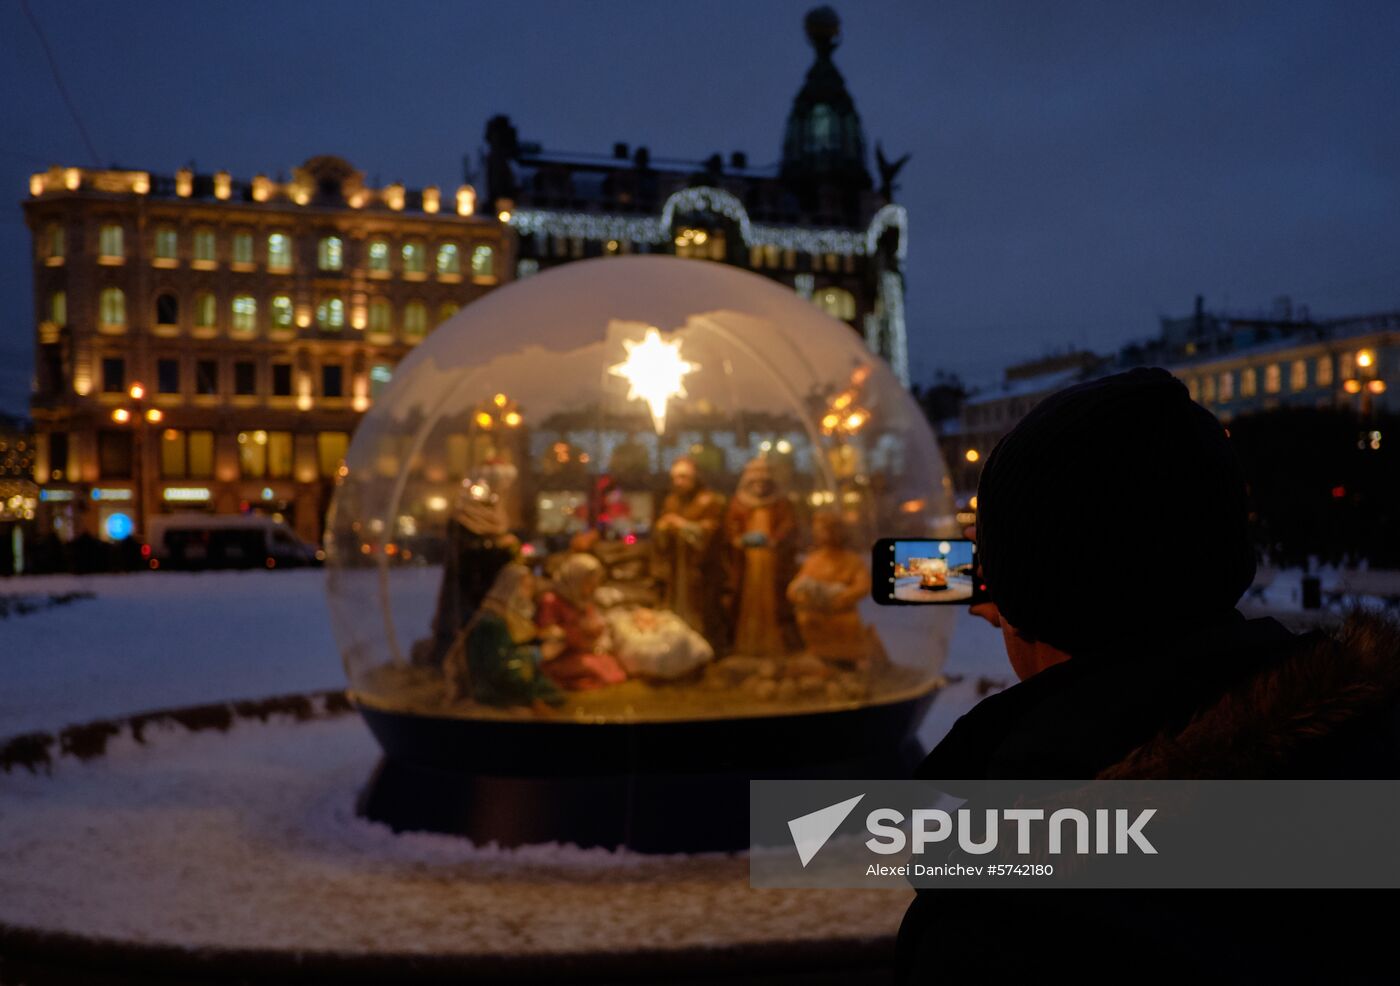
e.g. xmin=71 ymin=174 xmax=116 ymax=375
xmin=871 ymin=538 xmax=987 ymax=606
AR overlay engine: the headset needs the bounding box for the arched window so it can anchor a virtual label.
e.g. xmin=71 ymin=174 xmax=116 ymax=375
xmin=50 ymin=291 xmax=67 ymax=326
xmin=402 ymin=241 xmax=426 ymax=275
xmin=154 ymin=226 xmax=178 ymax=261
xmin=231 ymin=295 xmax=257 ymax=334
xmin=403 ymin=301 xmax=427 ymax=339
xmin=99 ymin=224 xmax=124 ymax=259
xmin=367 ymin=239 xmax=390 ymax=273
xmin=271 ymin=295 xmax=294 ymax=329
xmin=318 ymin=236 xmax=343 ymax=271
xmin=267 ymin=233 xmax=292 ymax=271
xmin=99 ymin=287 xmax=126 ymax=326
xmin=368 ymin=299 xmax=391 ymax=334
xmin=436 ymin=243 xmax=460 ymax=275
xmin=814 ymin=286 xmax=856 ymax=321
xmin=317 ymin=297 xmax=345 ymax=330
xmin=471 ymin=244 xmax=495 ymax=278
xmin=194 ymin=292 xmax=217 ymax=329
xmin=438 ymin=302 xmax=459 ymax=324
xmin=155 ymin=292 xmax=178 ymax=327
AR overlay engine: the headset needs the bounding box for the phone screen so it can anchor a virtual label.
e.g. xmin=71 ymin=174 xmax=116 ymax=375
xmin=871 ymin=538 xmax=984 ymax=605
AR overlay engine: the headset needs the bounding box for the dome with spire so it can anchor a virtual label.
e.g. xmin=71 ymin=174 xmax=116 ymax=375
xmin=780 ymin=7 xmax=872 ymax=195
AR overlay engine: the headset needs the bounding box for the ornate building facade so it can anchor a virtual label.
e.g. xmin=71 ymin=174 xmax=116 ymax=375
xmin=24 ymin=157 xmax=507 ymax=544
xmin=484 ymin=6 xmax=912 ymax=384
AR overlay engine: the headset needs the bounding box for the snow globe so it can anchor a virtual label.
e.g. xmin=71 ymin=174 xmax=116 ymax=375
xmin=326 ymin=255 xmax=957 ymax=850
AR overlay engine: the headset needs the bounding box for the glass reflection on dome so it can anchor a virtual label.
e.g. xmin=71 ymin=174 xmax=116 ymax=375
xmin=327 ymin=256 xmax=955 ymax=723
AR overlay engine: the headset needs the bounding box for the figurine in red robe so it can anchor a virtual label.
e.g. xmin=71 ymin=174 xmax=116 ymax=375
xmin=536 ymin=552 xmax=627 ymax=690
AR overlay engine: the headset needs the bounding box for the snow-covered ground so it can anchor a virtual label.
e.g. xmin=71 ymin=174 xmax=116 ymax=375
xmin=0 ymin=568 xmax=1009 ymax=745
xmin=0 ymin=570 xmax=343 ymax=736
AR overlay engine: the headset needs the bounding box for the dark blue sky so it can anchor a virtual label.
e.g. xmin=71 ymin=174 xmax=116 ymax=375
xmin=2 ymin=0 xmax=1397 ymax=416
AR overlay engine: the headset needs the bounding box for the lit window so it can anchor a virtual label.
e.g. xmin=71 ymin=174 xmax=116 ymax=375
xmin=160 ymin=429 xmax=187 ymax=478
xmin=193 ymin=228 xmax=216 ymax=265
xmin=231 ymin=295 xmax=257 ymax=334
xmin=368 ymin=299 xmax=391 ymax=334
xmin=436 ymin=242 xmax=460 ymax=275
xmin=238 ymin=430 xmax=268 ymax=478
xmin=403 ymin=301 xmax=426 ymax=339
xmin=99 ymin=224 xmax=124 ymax=259
xmin=370 ymin=363 xmax=393 ymax=399
xmin=1290 ymin=359 xmax=1308 ymax=391
xmin=1219 ymin=371 xmax=1233 ymax=401
xmin=471 ymin=244 xmax=495 ymax=278
xmin=44 ymin=224 xmax=65 ymax=259
xmin=1240 ymin=368 xmax=1256 ymax=397
xmin=154 ymin=226 xmax=178 ymax=261
xmin=814 ymin=286 xmax=856 ymax=321
xmin=1316 ymin=356 xmax=1334 ymax=387
xmin=402 ymin=241 xmax=426 ymax=274
xmin=271 ymin=295 xmax=294 ymax=329
xmin=188 ymin=431 xmax=214 ymax=477
xmin=268 ymin=432 xmax=293 ymax=478
xmin=317 ymin=297 xmax=345 ymax=330
xmin=232 ymin=232 xmax=254 ymax=265
xmin=194 ymin=292 xmax=217 ymax=329
xmin=1264 ymin=363 xmax=1281 ymax=394
xmin=1185 ymin=376 xmax=1199 ymax=402
xmin=49 ymin=291 xmax=66 ymax=326
xmin=318 ymin=236 xmax=343 ymax=271
xmin=100 ymin=287 xmax=126 ymax=327
xmin=155 ymin=292 xmax=178 ymax=327
xmin=317 ymin=431 xmax=349 ymax=478
xmin=368 ymin=239 xmax=390 ymax=273
xmin=267 ymin=233 xmax=292 ymax=271
xmin=438 ymin=302 xmax=459 ymax=324
xmin=1202 ymin=374 xmax=1216 ymax=402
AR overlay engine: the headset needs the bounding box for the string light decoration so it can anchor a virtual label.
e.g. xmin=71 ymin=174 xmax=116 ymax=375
xmin=608 ymin=328 xmax=698 ymax=434
xmin=509 ymin=188 xmax=899 ymax=259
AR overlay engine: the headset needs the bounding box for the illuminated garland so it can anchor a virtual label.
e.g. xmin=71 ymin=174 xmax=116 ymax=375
xmin=509 ymin=189 xmax=902 ymax=259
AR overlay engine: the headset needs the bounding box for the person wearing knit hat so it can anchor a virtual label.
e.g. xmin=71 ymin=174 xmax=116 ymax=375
xmin=975 ymin=365 xmax=1256 ymax=671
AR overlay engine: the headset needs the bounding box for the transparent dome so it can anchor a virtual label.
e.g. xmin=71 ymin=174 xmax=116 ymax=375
xmin=327 ymin=256 xmax=957 ymax=724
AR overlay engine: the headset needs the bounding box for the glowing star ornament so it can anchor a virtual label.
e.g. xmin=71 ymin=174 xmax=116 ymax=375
xmin=609 ymin=328 xmax=698 ymax=434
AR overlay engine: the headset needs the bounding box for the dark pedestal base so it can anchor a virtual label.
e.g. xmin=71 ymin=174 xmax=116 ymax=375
xmin=355 ymin=692 xmax=934 ymax=853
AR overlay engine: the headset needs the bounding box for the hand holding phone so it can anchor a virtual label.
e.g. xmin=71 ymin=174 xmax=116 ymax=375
xmin=870 ymin=538 xmax=987 ymax=606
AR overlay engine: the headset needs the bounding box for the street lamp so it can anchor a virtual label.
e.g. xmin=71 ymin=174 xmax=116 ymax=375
xmin=108 ymin=382 xmax=159 ymax=540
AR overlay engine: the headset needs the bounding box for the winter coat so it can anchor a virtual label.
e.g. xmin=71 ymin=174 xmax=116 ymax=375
xmin=897 ymin=610 xmax=1400 ymax=984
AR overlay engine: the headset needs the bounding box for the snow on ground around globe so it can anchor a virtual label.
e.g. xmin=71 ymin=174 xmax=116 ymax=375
xmin=0 ymin=567 xmax=1009 ymax=744
xmin=0 ymin=563 xmax=1337 ymax=742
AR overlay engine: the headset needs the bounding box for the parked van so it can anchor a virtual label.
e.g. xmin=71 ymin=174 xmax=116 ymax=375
xmin=147 ymin=515 xmax=320 ymax=570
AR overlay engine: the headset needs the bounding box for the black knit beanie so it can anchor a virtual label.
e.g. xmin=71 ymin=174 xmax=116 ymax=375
xmin=975 ymin=367 xmax=1255 ymax=658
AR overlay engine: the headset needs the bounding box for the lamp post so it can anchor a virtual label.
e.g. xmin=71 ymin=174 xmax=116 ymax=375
xmin=110 ymin=382 xmax=163 ymax=540
xmin=1342 ymin=349 xmax=1386 ymax=450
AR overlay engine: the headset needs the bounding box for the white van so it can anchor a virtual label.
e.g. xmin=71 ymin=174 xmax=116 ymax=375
xmin=147 ymin=514 xmax=320 ymax=570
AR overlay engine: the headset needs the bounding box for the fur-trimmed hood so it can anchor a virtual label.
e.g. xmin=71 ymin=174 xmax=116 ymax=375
xmin=919 ymin=609 xmax=1400 ymax=783
xmin=1099 ymin=611 xmax=1400 ymax=780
